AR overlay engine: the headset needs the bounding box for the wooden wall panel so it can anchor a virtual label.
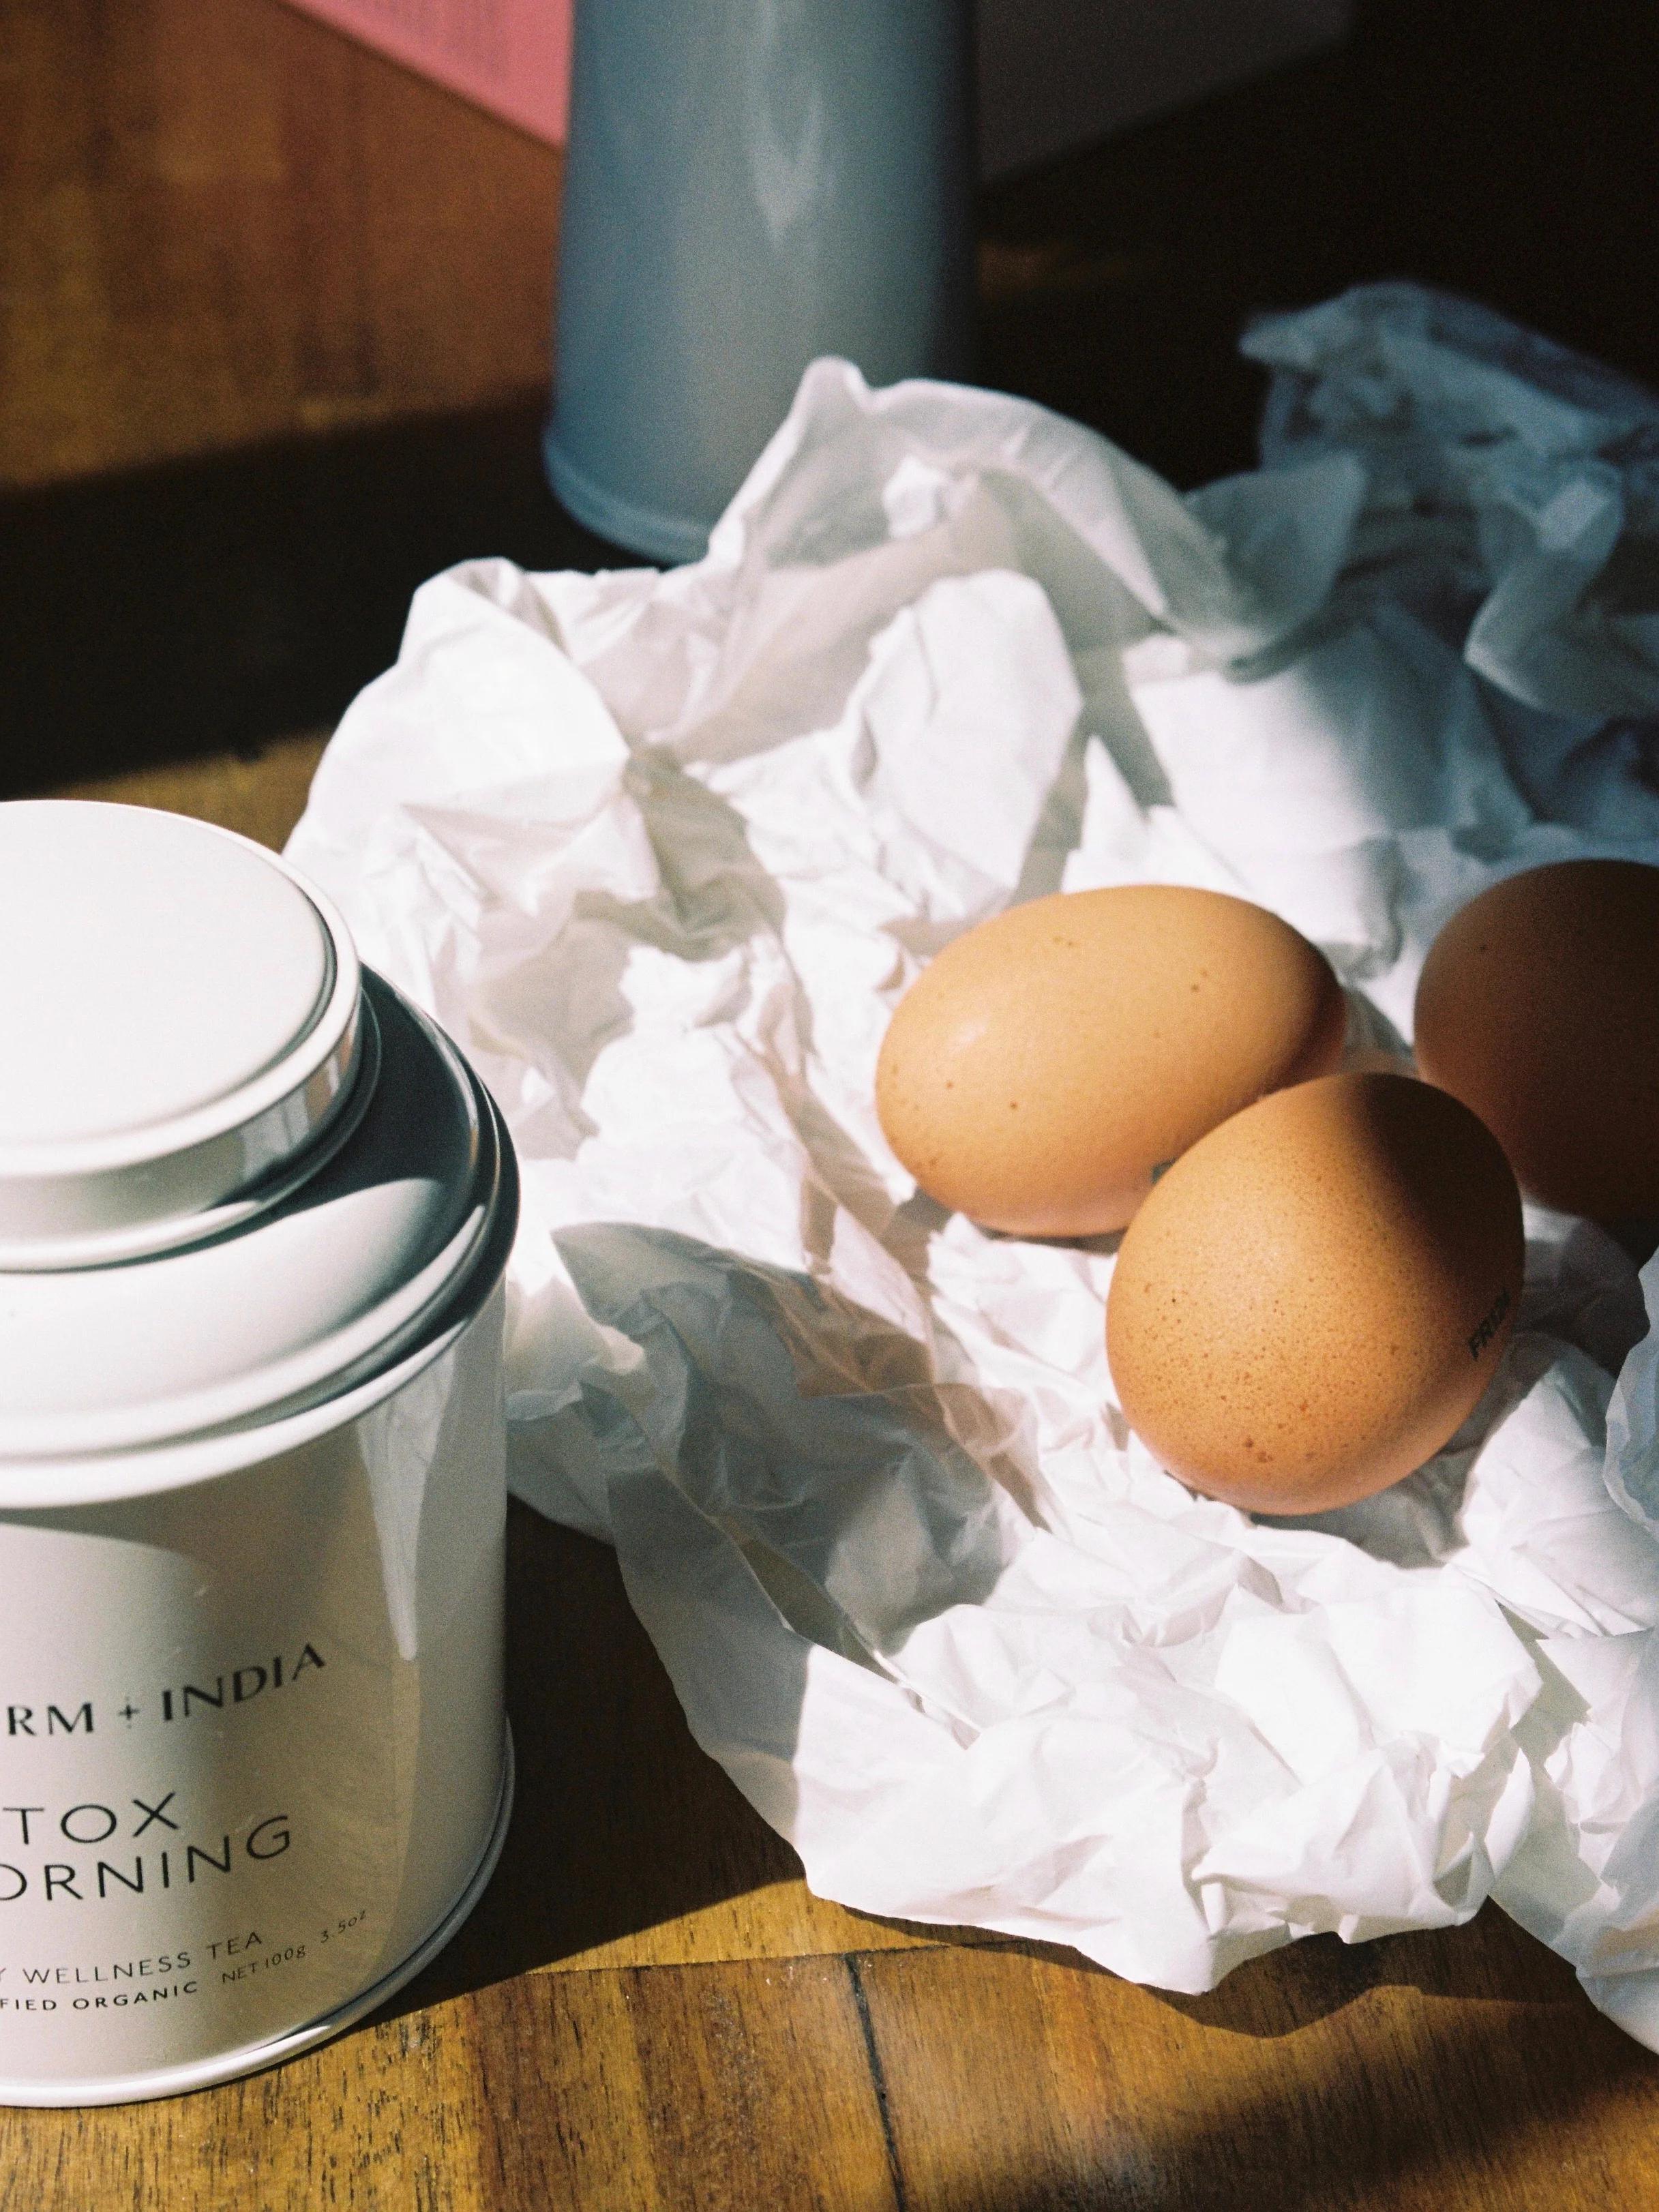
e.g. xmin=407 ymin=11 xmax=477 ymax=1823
xmin=0 ymin=0 xmax=558 ymax=488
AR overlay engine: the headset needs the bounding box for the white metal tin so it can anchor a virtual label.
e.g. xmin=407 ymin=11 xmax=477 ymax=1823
xmin=0 ymin=805 xmax=364 ymax=1261
xmin=0 ymin=804 xmax=518 ymax=2104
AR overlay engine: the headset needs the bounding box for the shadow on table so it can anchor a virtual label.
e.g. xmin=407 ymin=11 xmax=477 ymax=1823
xmin=866 ymin=1917 xmax=1655 ymax=2211
xmin=1150 ymin=1904 xmax=1591 ymax=2035
xmin=378 ymin=1501 xmax=808 ymax=2021
xmin=972 ymin=1989 xmax=1654 ymax=2212
xmin=378 ymin=1202 xmax=1028 ymax=2026
xmin=860 ymin=1889 xmax=1598 ymax=2039
xmin=1 ymin=402 xmax=627 ymax=798
xmin=383 ymin=1212 xmax=1024 ymax=2022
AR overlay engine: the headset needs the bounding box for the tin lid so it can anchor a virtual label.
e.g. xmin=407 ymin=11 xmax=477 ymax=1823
xmin=0 ymin=803 xmax=363 ymax=1263
xmin=0 ymin=804 xmax=515 ymax=1478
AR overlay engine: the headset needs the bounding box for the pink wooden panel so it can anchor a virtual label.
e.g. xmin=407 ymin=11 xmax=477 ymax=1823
xmin=282 ymin=0 xmax=571 ymax=143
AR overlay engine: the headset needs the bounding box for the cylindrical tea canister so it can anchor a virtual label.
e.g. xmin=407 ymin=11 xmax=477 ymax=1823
xmin=545 ymin=0 xmax=977 ymax=560
xmin=0 ymin=803 xmax=518 ymax=2104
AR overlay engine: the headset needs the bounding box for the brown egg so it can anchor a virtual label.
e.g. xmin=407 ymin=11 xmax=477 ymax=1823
xmin=1106 ymin=1073 xmax=1523 ymax=1515
xmin=1414 ymin=858 xmax=1659 ymax=1223
xmin=875 ymin=886 xmax=1345 ymax=1237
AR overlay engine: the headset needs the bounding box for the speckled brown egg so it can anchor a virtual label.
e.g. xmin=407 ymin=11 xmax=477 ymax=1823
xmin=875 ymin=886 xmax=1345 ymax=1238
xmin=1106 ymin=1072 xmax=1523 ymax=1515
xmin=1414 ymin=858 xmax=1659 ymax=1223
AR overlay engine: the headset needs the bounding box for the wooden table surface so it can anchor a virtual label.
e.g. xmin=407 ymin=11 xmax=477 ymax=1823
xmin=10 ymin=1 xmax=1659 ymax=2203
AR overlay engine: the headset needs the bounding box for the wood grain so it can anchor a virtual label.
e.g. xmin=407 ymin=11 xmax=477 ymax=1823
xmin=0 ymin=0 xmax=558 ymax=490
xmin=12 ymin=1900 xmax=1659 ymax=2210
xmin=852 ymin=1934 xmax=1659 ymax=2212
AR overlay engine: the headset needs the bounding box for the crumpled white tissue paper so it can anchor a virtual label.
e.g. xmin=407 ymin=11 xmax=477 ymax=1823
xmin=288 ymin=282 xmax=1659 ymax=2042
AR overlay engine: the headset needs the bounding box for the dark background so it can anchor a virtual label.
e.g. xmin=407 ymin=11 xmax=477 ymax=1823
xmin=3 ymin=0 xmax=1656 ymax=792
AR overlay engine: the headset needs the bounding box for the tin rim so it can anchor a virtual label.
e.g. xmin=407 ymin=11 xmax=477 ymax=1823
xmin=0 ymin=987 xmax=520 ymax=1487
xmin=0 ymin=1724 xmax=515 ymax=2108
xmin=0 ymin=821 xmax=363 ymax=1184
xmin=0 ymin=995 xmax=383 ymax=1274
xmin=0 ymin=1071 xmax=519 ymax=1508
